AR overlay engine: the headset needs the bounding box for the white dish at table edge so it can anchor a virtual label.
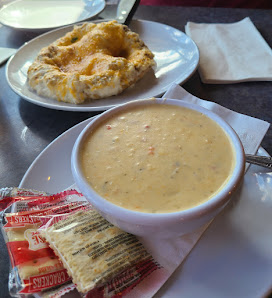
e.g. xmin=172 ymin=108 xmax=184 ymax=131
xmin=6 ymin=19 xmax=199 ymax=112
xmin=0 ymin=0 xmax=106 ymax=31
xmin=19 ymin=116 xmax=272 ymax=298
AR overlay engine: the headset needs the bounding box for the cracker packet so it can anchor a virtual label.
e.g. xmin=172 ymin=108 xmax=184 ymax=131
xmin=1 ymin=188 xmax=166 ymax=298
xmin=0 ymin=188 xmax=86 ymax=296
xmin=38 ymin=203 xmax=162 ymax=296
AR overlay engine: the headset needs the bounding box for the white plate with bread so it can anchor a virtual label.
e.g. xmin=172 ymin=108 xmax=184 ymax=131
xmin=6 ymin=19 xmax=199 ymax=112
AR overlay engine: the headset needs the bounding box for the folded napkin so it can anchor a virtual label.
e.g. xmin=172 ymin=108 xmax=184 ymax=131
xmin=185 ymin=17 xmax=272 ymax=84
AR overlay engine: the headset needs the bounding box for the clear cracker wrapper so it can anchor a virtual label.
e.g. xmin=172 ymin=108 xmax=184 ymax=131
xmin=1 ymin=188 xmax=166 ymax=298
xmin=39 ymin=204 xmax=160 ymax=296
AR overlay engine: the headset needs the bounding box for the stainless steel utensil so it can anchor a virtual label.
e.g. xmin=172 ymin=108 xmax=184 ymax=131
xmin=116 ymin=0 xmax=140 ymax=25
xmin=246 ymin=154 xmax=272 ymax=169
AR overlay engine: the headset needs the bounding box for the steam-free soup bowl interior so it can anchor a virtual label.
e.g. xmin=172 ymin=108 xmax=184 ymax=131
xmin=71 ymin=98 xmax=245 ymax=239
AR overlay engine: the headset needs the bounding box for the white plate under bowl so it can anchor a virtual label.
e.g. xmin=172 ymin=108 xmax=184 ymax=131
xmin=6 ymin=19 xmax=199 ymax=112
xmin=19 ymin=117 xmax=272 ymax=298
xmin=0 ymin=0 xmax=105 ymax=31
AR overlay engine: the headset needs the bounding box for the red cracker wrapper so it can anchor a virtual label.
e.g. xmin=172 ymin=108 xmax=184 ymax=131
xmin=3 ymin=188 xmax=201 ymax=298
xmin=0 ymin=188 xmax=86 ymax=296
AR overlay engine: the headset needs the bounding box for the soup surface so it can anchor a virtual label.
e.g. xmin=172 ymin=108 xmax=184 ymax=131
xmin=81 ymin=103 xmax=235 ymax=213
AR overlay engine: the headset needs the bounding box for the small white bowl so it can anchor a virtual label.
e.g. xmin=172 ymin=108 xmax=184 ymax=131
xmin=71 ymin=98 xmax=245 ymax=239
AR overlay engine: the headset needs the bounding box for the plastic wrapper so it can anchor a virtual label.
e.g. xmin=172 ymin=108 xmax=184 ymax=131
xmin=0 ymin=188 xmax=85 ymax=296
xmin=1 ymin=188 xmax=165 ymax=298
xmin=39 ymin=204 xmax=160 ymax=296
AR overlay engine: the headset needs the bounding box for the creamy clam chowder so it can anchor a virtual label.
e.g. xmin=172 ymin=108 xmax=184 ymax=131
xmin=81 ymin=104 xmax=235 ymax=213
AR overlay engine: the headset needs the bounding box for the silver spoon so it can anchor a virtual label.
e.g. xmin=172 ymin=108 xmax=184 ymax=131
xmin=246 ymin=154 xmax=272 ymax=169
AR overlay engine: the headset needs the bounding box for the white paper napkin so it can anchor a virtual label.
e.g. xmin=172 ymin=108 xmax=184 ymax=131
xmin=185 ymin=17 xmax=272 ymax=84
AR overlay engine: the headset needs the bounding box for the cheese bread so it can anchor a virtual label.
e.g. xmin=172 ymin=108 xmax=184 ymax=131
xmin=27 ymin=20 xmax=155 ymax=104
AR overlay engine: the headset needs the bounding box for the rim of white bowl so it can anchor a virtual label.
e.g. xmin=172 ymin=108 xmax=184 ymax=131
xmin=71 ymin=98 xmax=245 ymax=225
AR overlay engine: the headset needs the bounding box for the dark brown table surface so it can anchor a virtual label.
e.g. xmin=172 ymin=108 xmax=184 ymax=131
xmin=0 ymin=3 xmax=271 ymax=297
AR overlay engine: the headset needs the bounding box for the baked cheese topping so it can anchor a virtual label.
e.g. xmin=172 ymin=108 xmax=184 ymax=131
xmin=27 ymin=21 xmax=155 ymax=104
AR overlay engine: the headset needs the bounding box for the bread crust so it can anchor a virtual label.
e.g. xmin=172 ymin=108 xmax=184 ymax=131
xmin=27 ymin=21 xmax=155 ymax=104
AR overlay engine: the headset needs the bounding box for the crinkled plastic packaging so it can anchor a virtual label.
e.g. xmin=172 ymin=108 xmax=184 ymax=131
xmin=39 ymin=205 xmax=157 ymax=296
xmin=0 ymin=188 xmax=85 ymax=296
xmin=1 ymin=188 xmax=163 ymax=298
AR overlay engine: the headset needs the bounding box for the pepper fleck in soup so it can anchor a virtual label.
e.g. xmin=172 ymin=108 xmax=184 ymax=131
xmin=80 ymin=104 xmax=235 ymax=213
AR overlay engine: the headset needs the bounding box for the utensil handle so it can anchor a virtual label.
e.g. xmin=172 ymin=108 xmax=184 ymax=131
xmin=116 ymin=0 xmax=140 ymax=26
xmin=246 ymin=154 xmax=272 ymax=169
